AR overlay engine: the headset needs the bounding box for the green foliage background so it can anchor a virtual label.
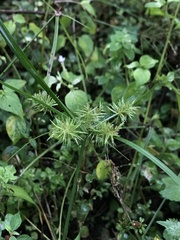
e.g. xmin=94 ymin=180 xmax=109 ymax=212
xmin=0 ymin=0 xmax=180 ymax=239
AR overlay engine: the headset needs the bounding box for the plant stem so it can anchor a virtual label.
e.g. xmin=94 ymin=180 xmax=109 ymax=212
xmin=46 ymin=14 xmax=59 ymax=79
xmin=58 ymin=168 xmax=76 ymax=240
xmin=154 ymin=1 xmax=180 ymax=80
xmin=62 ymin=139 xmax=87 ymax=240
xmin=142 ymin=1 xmax=180 ymax=132
xmin=143 ymin=199 xmax=166 ymax=237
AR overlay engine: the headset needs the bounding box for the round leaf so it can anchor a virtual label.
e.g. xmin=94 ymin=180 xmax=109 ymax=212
xmin=133 ymin=68 xmax=151 ymax=86
xmin=13 ymin=14 xmax=26 ymax=24
xmin=139 ymin=55 xmax=158 ymax=69
xmin=65 ymin=90 xmax=88 ymax=112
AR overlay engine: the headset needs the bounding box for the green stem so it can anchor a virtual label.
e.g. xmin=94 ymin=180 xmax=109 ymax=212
xmin=58 ymin=168 xmax=76 ymax=240
xmin=143 ymin=198 xmax=166 ymax=237
xmin=138 ymin=1 xmax=180 ymax=141
xmin=7 ymin=132 xmax=48 ymax=163
xmin=61 ymin=22 xmax=87 ymax=93
xmin=40 ymin=0 xmax=52 ymax=71
xmin=62 ymin=139 xmax=87 ymax=240
xmin=46 ymin=15 xmax=59 ymax=79
xmin=18 ymin=141 xmax=61 ymax=179
xmin=154 ymin=1 xmax=180 ymax=80
xmin=3 ymin=48 xmax=20 ymax=78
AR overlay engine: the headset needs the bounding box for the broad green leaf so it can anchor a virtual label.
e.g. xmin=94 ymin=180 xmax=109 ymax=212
xmin=111 ymin=84 xmax=127 ymax=103
xmin=81 ymin=1 xmax=96 ymax=17
xmin=133 ymin=68 xmax=151 ymax=86
xmin=65 ymin=90 xmax=88 ymax=112
xmin=160 ymin=177 xmax=180 ymax=201
xmin=5 ymin=184 xmax=36 ymax=205
xmin=9 ymin=236 xmax=17 ymax=240
xmin=157 ymin=219 xmax=180 ymax=239
xmin=4 ymin=20 xmax=16 ymax=34
xmin=111 ymin=82 xmax=146 ymax=104
xmin=6 ymin=115 xmax=28 ymax=144
xmin=123 ymin=48 xmax=135 ymax=61
xmin=44 ymin=75 xmax=57 ymax=88
xmin=10 ymin=212 xmax=22 ymax=231
xmin=79 ymin=11 xmax=96 ymax=34
xmin=3 ymin=79 xmax=26 ymax=92
xmin=139 ymin=55 xmax=158 ymax=69
xmin=60 ymin=16 xmax=72 ymax=28
xmin=78 ymin=34 xmax=94 ymax=57
xmin=96 ymin=160 xmax=111 ymax=180
xmin=13 ymin=14 xmax=26 ymax=24
xmin=29 ymin=22 xmax=43 ymax=37
xmin=0 ymin=90 xmax=23 ymax=117
xmin=96 ymin=75 xmax=110 ymax=85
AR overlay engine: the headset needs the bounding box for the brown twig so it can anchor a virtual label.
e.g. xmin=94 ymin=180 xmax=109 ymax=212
xmin=0 ymin=9 xmax=53 ymax=15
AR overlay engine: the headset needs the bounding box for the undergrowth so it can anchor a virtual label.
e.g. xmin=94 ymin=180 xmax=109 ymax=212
xmin=0 ymin=0 xmax=180 ymax=240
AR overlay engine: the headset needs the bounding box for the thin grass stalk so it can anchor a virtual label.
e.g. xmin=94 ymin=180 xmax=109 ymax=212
xmin=128 ymin=127 xmax=154 ymax=207
xmin=23 ymin=215 xmax=51 ymax=240
xmin=58 ymin=168 xmax=76 ymax=240
xmin=6 ymin=132 xmax=48 ymax=163
xmin=46 ymin=15 xmax=60 ymax=79
xmin=62 ymin=139 xmax=87 ymax=240
xmin=61 ymin=22 xmax=87 ymax=93
xmin=143 ymin=199 xmax=166 ymax=237
xmin=141 ymin=1 xmax=180 ymax=135
xmin=17 ymin=141 xmax=61 ymax=180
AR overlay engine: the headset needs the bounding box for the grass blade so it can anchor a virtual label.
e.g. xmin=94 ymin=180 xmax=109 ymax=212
xmin=116 ymin=136 xmax=180 ymax=185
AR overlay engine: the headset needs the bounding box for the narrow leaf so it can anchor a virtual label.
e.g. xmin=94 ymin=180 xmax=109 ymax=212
xmin=5 ymin=184 xmax=36 ymax=205
xmin=116 ymin=137 xmax=180 ymax=185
